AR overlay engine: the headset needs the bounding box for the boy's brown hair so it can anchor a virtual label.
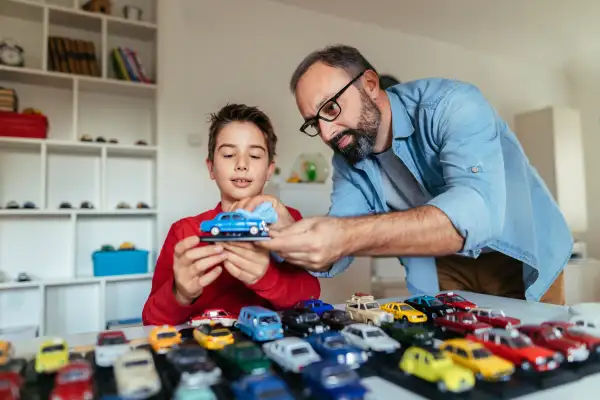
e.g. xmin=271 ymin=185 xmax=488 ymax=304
xmin=207 ymin=104 xmax=277 ymax=162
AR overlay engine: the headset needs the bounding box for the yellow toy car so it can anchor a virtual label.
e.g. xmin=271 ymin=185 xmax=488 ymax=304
xmin=148 ymin=325 xmax=181 ymax=354
xmin=440 ymin=338 xmax=515 ymax=381
xmin=193 ymin=324 xmax=235 ymax=350
xmin=399 ymin=346 xmax=475 ymax=393
xmin=381 ymin=302 xmax=428 ymax=323
xmin=0 ymin=340 xmax=13 ymax=366
xmin=35 ymin=338 xmax=69 ymax=373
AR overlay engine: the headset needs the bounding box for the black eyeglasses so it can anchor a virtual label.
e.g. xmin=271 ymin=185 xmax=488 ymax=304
xmin=300 ymin=71 xmax=365 ymax=137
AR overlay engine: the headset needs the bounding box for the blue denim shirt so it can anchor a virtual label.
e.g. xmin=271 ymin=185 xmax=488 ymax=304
xmin=312 ymin=78 xmax=573 ymax=302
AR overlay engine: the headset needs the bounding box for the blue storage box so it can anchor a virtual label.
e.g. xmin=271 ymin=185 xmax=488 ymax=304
xmin=92 ymin=249 xmax=149 ymax=277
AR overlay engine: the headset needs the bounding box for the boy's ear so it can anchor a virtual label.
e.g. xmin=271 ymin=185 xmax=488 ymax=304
xmin=206 ymin=158 xmax=215 ymax=180
xmin=266 ymin=161 xmax=275 ymax=181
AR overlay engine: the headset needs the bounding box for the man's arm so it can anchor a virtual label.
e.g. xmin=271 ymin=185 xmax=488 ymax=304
xmin=343 ymin=82 xmax=505 ymax=258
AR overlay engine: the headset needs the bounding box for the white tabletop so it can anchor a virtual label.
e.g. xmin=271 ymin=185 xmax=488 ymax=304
xmin=9 ymin=291 xmax=598 ymax=399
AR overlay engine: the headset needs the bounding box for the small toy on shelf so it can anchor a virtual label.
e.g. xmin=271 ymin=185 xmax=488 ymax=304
xmin=114 ymin=349 xmax=161 ymax=399
xmin=404 ymin=295 xmax=455 ymax=321
xmin=136 ymin=202 xmax=149 ymax=209
xmin=192 ymin=324 xmax=234 ymax=350
xmin=118 ymin=241 xmax=135 ymax=250
xmin=293 ymin=299 xmax=334 ymax=316
xmin=436 ymin=292 xmax=477 ymax=311
xmin=100 ymin=244 xmax=115 ymax=252
xmin=16 ymin=272 xmax=30 ymax=282
xmin=0 ymin=39 xmax=24 ymax=68
xmin=95 ymin=136 xmax=106 ymax=143
xmin=59 ymin=202 xmax=72 ymax=209
xmin=109 ymin=138 xmax=118 ymax=144
xmin=22 ymin=201 xmax=36 ymax=209
xmin=50 ymin=360 xmax=94 ymax=400
xmin=35 ymin=338 xmax=69 ymax=374
xmin=344 ymin=292 xmax=394 ymax=326
xmin=517 ymin=324 xmax=589 ymax=363
xmin=136 ymin=140 xmax=148 ymax=146
xmin=82 ymin=0 xmax=111 ymax=15
xmin=262 ymin=337 xmax=321 ymax=373
xmin=399 ymin=345 xmax=475 ymax=393
xmin=80 ymin=134 xmax=93 ymax=142
xmin=148 ymin=325 xmax=181 ymax=354
xmin=94 ymin=330 xmax=130 ymax=368
xmin=116 ymin=201 xmax=130 ymax=209
xmin=235 ymin=306 xmax=284 ymax=342
xmin=340 ymin=323 xmax=401 ymax=353
xmin=439 ymin=338 xmax=515 ymax=382
xmin=468 ymin=307 xmax=521 ymax=329
xmin=80 ymin=201 xmax=94 ymax=209
xmin=5 ymin=201 xmax=18 ymax=209
xmin=188 ymin=309 xmax=237 ymax=327
xmin=301 ymin=360 xmax=368 ymax=400
xmin=380 ymin=301 xmax=427 ymax=323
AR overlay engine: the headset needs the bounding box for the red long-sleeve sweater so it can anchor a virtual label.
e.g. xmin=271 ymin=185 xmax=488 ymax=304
xmin=142 ymin=203 xmax=321 ymax=325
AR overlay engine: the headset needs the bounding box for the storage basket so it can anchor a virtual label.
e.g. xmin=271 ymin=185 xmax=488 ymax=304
xmin=92 ymin=249 xmax=149 ymax=277
xmin=0 ymin=111 xmax=48 ymax=139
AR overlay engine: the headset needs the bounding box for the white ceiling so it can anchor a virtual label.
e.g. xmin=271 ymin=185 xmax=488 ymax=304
xmin=269 ymin=0 xmax=600 ymax=86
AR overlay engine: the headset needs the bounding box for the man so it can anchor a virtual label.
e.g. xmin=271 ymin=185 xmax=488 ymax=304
xmin=237 ymin=45 xmax=573 ymax=304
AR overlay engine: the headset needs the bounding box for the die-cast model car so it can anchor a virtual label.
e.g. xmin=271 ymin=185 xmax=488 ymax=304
xmin=380 ymin=301 xmax=427 ymax=323
xmin=435 ymin=292 xmax=477 ymax=311
xmin=305 ymin=331 xmax=368 ymax=369
xmin=404 ymin=295 xmax=455 ymax=320
xmin=293 ymin=299 xmax=335 ymax=316
xmin=148 ymin=325 xmax=181 ymax=354
xmin=466 ymin=328 xmax=562 ymax=372
xmin=94 ymin=330 xmax=131 ymax=367
xmin=213 ymin=341 xmax=271 ymax=378
xmin=0 ymin=371 xmax=23 ymax=400
xmin=193 ymin=324 xmax=235 ymax=350
xmin=320 ymin=310 xmax=355 ymax=331
xmin=166 ymin=343 xmax=222 ymax=387
xmin=262 ymin=337 xmax=322 ymax=373
xmin=200 ymin=211 xmax=269 ymax=237
xmin=568 ymin=303 xmax=600 ymax=337
xmin=231 ymin=371 xmax=295 ymax=400
xmin=0 ymin=340 xmax=13 ymax=366
xmin=434 ymin=312 xmax=492 ymax=335
xmin=301 ymin=360 xmax=368 ymax=400
xmin=35 ymin=338 xmax=69 ymax=374
xmin=279 ymin=309 xmax=329 ymax=337
xmin=399 ymin=346 xmax=475 ymax=393
xmin=114 ymin=349 xmax=161 ymax=399
xmin=236 ymin=306 xmax=284 ymax=342
xmin=439 ymin=338 xmax=514 ymax=382
xmin=50 ymin=360 xmax=94 ymax=400
xmin=468 ymin=307 xmax=521 ymax=329
xmin=542 ymin=320 xmax=600 ymax=356
xmin=345 ymin=293 xmax=394 ymax=326
xmin=518 ymin=325 xmax=589 ymax=363
xmin=381 ymin=321 xmax=435 ymax=347
xmin=340 ymin=323 xmax=401 ymax=353
xmin=189 ymin=309 xmax=237 ymax=327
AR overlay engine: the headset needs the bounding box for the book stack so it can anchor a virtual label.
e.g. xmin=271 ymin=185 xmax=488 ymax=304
xmin=47 ymin=36 xmax=100 ymax=76
xmin=0 ymin=87 xmax=18 ymax=112
xmin=111 ymin=47 xmax=152 ymax=83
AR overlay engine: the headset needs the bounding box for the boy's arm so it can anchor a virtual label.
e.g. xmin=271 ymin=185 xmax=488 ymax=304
xmin=246 ymin=208 xmax=321 ymax=308
xmin=142 ymin=221 xmax=201 ymax=325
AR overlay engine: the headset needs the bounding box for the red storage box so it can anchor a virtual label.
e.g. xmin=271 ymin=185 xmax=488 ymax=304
xmin=0 ymin=111 xmax=48 ymax=139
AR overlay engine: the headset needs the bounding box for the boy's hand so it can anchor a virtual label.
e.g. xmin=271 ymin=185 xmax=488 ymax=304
xmin=172 ymin=236 xmax=227 ymax=305
xmin=221 ymin=242 xmax=270 ymax=285
xmin=228 ymin=195 xmax=295 ymax=230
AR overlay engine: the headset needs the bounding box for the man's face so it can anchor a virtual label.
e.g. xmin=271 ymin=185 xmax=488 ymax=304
xmin=295 ymin=62 xmax=381 ymax=164
xmin=206 ymin=122 xmax=274 ymax=204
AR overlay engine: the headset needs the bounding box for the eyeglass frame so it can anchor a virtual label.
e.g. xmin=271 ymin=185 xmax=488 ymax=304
xmin=299 ymin=70 xmax=366 ymax=137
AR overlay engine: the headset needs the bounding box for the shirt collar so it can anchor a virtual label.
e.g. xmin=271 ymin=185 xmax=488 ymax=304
xmin=386 ymin=89 xmax=415 ymax=139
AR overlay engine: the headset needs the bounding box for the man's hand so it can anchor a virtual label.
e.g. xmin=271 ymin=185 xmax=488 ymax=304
xmin=256 ymin=216 xmax=349 ymax=271
xmin=172 ymin=236 xmax=227 ymax=305
xmin=228 ymin=195 xmax=295 ymax=230
xmin=220 ymin=242 xmax=271 ymax=285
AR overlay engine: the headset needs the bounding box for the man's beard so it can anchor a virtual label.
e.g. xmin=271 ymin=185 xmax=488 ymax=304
xmin=328 ymin=90 xmax=381 ymax=165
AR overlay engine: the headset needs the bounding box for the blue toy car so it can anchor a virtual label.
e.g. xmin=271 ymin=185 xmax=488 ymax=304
xmin=200 ymin=211 xmax=268 ymax=237
xmin=294 ymin=299 xmax=335 ymax=316
xmin=302 ymin=360 xmax=368 ymax=400
xmin=231 ymin=372 xmax=295 ymax=400
xmin=306 ymin=331 xmax=368 ymax=368
xmin=235 ymin=306 xmax=284 ymax=342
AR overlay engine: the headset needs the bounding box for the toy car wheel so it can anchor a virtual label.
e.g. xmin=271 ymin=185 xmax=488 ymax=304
xmin=367 ymin=320 xmax=374 ymax=325
xmin=520 ymin=361 xmax=531 ymax=371
xmin=249 ymin=226 xmax=259 ymax=235
xmin=402 ymin=316 xmax=408 ymax=322
xmin=210 ymin=227 xmax=220 ymax=236
xmin=437 ymin=381 xmax=447 ymax=392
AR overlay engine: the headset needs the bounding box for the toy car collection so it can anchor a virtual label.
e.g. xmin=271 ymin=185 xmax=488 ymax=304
xmin=6 ymin=292 xmax=600 ymax=400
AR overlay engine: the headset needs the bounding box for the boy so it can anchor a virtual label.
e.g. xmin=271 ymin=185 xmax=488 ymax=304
xmin=142 ymin=104 xmax=320 ymax=326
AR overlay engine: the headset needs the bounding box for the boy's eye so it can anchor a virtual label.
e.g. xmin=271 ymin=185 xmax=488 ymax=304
xmin=222 ymin=153 xmax=234 ymax=158
xmin=250 ymin=154 xmax=262 ymax=159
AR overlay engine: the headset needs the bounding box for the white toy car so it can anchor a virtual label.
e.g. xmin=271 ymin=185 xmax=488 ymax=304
xmin=569 ymin=303 xmax=600 ymax=337
xmin=114 ymin=349 xmax=161 ymax=399
xmin=262 ymin=337 xmax=321 ymax=373
xmin=94 ymin=330 xmax=131 ymax=367
xmin=340 ymin=323 xmax=401 ymax=353
xmin=189 ymin=309 xmax=237 ymax=327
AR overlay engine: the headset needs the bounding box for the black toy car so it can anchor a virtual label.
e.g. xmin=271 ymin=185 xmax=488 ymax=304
xmin=404 ymin=295 xmax=456 ymax=321
xmin=280 ymin=309 xmax=330 ymax=337
xmin=320 ymin=310 xmax=354 ymax=331
xmin=380 ymin=321 xmax=434 ymax=347
xmin=165 ymin=343 xmax=222 ymax=387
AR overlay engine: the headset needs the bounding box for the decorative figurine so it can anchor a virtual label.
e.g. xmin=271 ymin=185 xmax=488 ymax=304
xmin=116 ymin=201 xmax=130 ymax=209
xmin=80 ymin=134 xmax=93 ymax=142
xmin=58 ymin=202 xmax=72 ymax=209
xmin=80 ymin=201 xmax=94 ymax=209
xmin=136 ymin=202 xmax=149 ymax=209
xmin=5 ymin=201 xmax=18 ymax=209
xmin=22 ymin=201 xmax=36 ymax=209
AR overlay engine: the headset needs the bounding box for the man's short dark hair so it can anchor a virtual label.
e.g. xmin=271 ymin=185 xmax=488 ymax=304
xmin=379 ymin=74 xmax=401 ymax=90
xmin=289 ymin=45 xmax=377 ymax=93
xmin=207 ymin=104 xmax=277 ymax=162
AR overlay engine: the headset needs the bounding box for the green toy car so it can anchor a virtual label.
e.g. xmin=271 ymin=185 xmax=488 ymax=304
xmin=213 ymin=340 xmax=271 ymax=379
xmin=381 ymin=321 xmax=434 ymax=347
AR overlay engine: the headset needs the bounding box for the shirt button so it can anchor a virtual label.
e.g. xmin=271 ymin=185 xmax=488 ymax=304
xmin=471 ymin=166 xmax=479 ymax=173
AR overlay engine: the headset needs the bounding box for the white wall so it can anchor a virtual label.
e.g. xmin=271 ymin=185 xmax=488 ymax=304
xmin=156 ymin=0 xmax=572 ymax=280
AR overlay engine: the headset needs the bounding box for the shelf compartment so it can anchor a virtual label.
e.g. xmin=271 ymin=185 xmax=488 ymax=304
xmin=0 ymin=0 xmax=45 ymax=70
xmin=105 ymin=278 xmax=151 ymax=323
xmin=45 ymin=282 xmax=100 ymax=335
xmin=0 ymin=145 xmax=43 ymax=208
xmin=48 ymin=3 xmax=103 ymax=33
xmin=104 ymin=154 xmax=154 ymax=210
xmin=0 ymin=286 xmax=41 ymax=333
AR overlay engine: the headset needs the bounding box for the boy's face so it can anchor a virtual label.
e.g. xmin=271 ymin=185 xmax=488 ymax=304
xmin=207 ymin=121 xmax=275 ymax=205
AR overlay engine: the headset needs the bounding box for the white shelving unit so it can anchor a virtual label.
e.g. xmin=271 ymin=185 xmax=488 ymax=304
xmin=0 ymin=0 xmax=158 ymax=337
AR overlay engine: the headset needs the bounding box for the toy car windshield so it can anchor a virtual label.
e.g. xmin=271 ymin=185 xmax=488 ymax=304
xmin=365 ymin=329 xmax=384 ymax=338
xmin=363 ymin=302 xmax=380 ymax=309
xmin=157 ymin=331 xmax=177 ymax=339
xmin=100 ymin=336 xmax=126 ymax=345
xmin=291 ymin=347 xmax=310 ymax=356
xmin=400 ymin=305 xmax=416 ymax=311
xmin=471 ymin=348 xmax=492 ymax=359
xmin=42 ymin=344 xmax=65 ymax=353
xmin=258 ymin=316 xmax=279 ymax=325
xmin=508 ymin=336 xmax=532 ymax=348
xmin=428 ymin=299 xmax=444 ymax=306
xmin=447 ymin=295 xmax=466 ymax=302
xmin=301 ymin=314 xmax=319 ymax=323
xmin=124 ymin=359 xmax=149 ymax=368
xmin=238 ymin=348 xmax=263 ymax=360
xmin=58 ymin=369 xmax=90 ymax=384
xmin=461 ymin=315 xmax=476 ymax=323
xmin=324 ymin=337 xmax=347 ymax=349
xmin=489 ymin=310 xmax=507 ymax=318
xmin=211 ymin=329 xmax=230 ymax=337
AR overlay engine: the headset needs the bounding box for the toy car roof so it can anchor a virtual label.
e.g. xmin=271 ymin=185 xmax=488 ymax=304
xmin=442 ymin=338 xmax=484 ymax=349
xmin=406 ymin=295 xmax=437 ymax=301
xmin=241 ymin=305 xmax=279 ymax=315
xmin=347 ymin=293 xmax=376 ymax=302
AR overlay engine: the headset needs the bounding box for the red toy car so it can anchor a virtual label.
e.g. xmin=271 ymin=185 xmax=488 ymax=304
xmin=435 ymin=292 xmax=477 ymax=311
xmin=542 ymin=320 xmax=600 ymax=357
xmin=468 ymin=307 xmax=521 ymax=329
xmin=434 ymin=311 xmax=492 ymax=335
xmin=467 ymin=328 xmax=562 ymax=373
xmin=0 ymin=371 xmax=23 ymax=400
xmin=189 ymin=309 xmax=237 ymax=327
xmin=518 ymin=325 xmax=590 ymax=363
xmin=50 ymin=360 xmax=94 ymax=400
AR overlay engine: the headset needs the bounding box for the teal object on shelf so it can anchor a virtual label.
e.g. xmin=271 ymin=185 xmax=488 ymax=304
xmin=92 ymin=249 xmax=149 ymax=277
